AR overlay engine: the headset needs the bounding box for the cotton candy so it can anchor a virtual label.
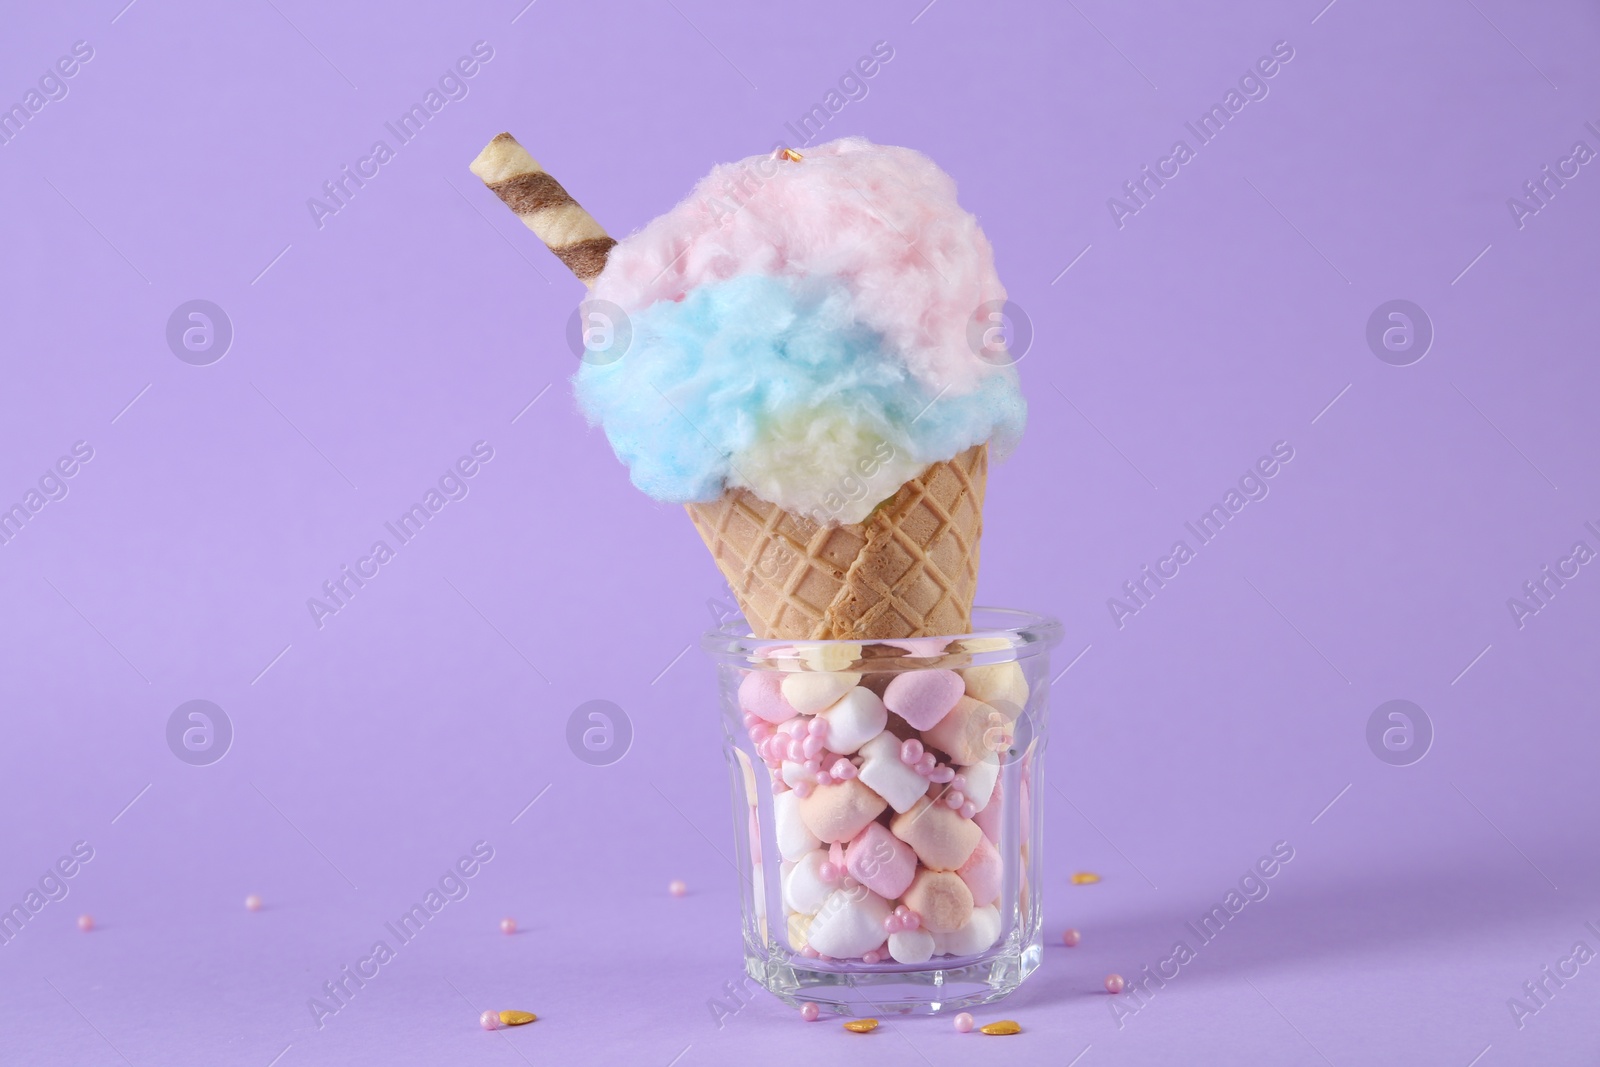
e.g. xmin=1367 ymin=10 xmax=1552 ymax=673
xmin=573 ymin=138 xmax=1025 ymax=524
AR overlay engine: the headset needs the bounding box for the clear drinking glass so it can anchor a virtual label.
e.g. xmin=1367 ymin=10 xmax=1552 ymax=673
xmin=702 ymin=607 xmax=1063 ymax=1016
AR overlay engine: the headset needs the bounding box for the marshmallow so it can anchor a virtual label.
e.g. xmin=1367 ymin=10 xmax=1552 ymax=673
xmin=799 ymin=778 xmax=888 ymax=843
xmin=775 ymin=789 xmax=821 ymax=861
xmin=973 ymin=776 xmax=1002 ymax=843
xmin=933 ymin=904 xmax=1001 ymax=957
xmin=962 ymin=659 xmax=1029 ymax=713
xmin=960 ymin=756 xmax=999 ymax=814
xmin=806 ymin=885 xmax=892 ymax=959
xmin=784 ymin=850 xmax=835 ymax=915
xmin=817 ymin=687 xmax=888 ymax=754
xmin=882 ymin=669 xmax=964 ymax=730
xmin=856 ymin=731 xmax=930 ymax=813
xmin=740 ymin=670 xmax=800 ymax=723
xmin=789 ymin=641 xmax=863 ymax=673
xmin=888 ymin=928 xmax=936 ymax=964
xmin=902 ymin=869 xmax=973 ymax=933
xmin=786 ymin=910 xmax=813 ymax=951
xmin=844 ymin=822 xmax=918 ymax=900
xmin=888 ymin=637 xmax=950 ymax=658
xmin=891 ymin=797 xmax=982 ymax=871
xmin=956 ymin=834 xmax=1002 ymax=906
xmin=923 ymin=695 xmax=1011 ymax=766
xmin=782 ymin=671 xmax=862 ymax=714
xmin=781 ymin=760 xmax=819 ymax=790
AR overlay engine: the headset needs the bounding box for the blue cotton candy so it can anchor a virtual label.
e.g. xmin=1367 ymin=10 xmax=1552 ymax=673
xmin=573 ymin=274 xmax=1025 ymax=524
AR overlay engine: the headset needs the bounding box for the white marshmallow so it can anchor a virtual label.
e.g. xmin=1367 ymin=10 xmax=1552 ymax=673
xmin=959 ymin=756 xmax=1000 ymax=815
xmin=932 ymin=904 xmax=1001 ymax=957
xmin=783 ymin=850 xmax=834 ymax=916
xmin=856 ymin=731 xmax=929 ymax=813
xmin=782 ymin=671 xmax=862 ymax=714
xmin=781 ymin=760 xmax=819 ymax=790
xmin=805 ymin=885 xmax=892 ymax=959
xmin=774 ymin=789 xmax=821 ymax=862
xmin=817 ymin=687 xmax=888 ymax=755
xmin=888 ymin=928 xmax=936 ymax=964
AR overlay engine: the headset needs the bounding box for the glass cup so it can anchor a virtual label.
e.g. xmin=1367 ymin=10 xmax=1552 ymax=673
xmin=701 ymin=607 xmax=1063 ymax=1016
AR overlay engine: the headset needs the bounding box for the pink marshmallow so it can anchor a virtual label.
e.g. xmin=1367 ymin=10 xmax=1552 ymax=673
xmin=956 ymin=835 xmax=1001 ymax=906
xmin=845 ymin=823 xmax=918 ymax=900
xmin=882 ymin=669 xmax=965 ymax=730
xmin=974 ymin=777 xmax=1003 ymax=843
xmin=739 ymin=671 xmax=799 ymax=724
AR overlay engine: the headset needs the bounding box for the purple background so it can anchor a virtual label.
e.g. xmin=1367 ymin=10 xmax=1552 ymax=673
xmin=3 ymin=0 xmax=1598 ymax=1063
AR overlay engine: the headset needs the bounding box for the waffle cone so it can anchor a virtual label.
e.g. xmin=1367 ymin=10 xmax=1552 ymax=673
xmin=686 ymin=445 xmax=987 ymax=640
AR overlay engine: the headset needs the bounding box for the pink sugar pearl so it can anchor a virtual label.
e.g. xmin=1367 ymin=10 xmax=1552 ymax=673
xmin=900 ymin=738 xmax=924 ymax=764
xmin=76 ymin=914 xmax=93 ymax=932
xmin=862 ymin=949 xmax=882 ymax=963
xmin=669 ymin=880 xmax=688 ymax=897
xmin=1062 ymin=928 xmax=1081 ymax=947
xmin=500 ymin=917 xmax=517 ymax=934
xmin=1105 ymin=974 xmax=1125 ymax=994
xmin=954 ymin=1012 xmax=975 ymax=1033
xmin=807 ymin=718 xmax=828 ymax=738
xmin=830 ymin=758 xmax=857 ymax=780
xmin=799 ymin=1002 xmax=820 ymax=1022
xmin=792 ymin=781 xmax=814 ymax=799
xmin=480 ymin=1009 xmax=499 ymax=1030
xmin=245 ymin=894 xmax=263 ymax=912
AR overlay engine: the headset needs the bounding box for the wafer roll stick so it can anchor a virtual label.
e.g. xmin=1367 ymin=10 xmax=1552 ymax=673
xmin=469 ymin=132 xmax=615 ymax=286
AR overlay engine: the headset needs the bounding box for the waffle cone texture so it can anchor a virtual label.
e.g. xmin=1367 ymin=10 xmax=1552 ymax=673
xmin=687 ymin=445 xmax=987 ymax=641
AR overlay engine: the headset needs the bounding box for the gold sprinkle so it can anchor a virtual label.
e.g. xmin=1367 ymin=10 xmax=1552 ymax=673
xmin=1071 ymin=871 xmax=1101 ymax=885
xmin=498 ymin=1010 xmax=537 ymax=1026
xmin=842 ymin=1018 xmax=879 ymax=1033
xmin=980 ymin=1020 xmax=1022 ymax=1035
xmin=780 ymin=148 xmax=804 ymax=162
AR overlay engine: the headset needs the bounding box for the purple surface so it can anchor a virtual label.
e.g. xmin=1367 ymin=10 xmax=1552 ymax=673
xmin=2 ymin=0 xmax=1598 ymax=1063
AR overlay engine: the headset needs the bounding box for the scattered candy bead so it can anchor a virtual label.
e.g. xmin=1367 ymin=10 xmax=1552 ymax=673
xmin=843 ymin=1019 xmax=879 ymax=1033
xmin=500 ymin=917 xmax=517 ymax=934
xmin=830 ymin=758 xmax=857 ymax=780
xmin=799 ymin=1002 xmax=820 ymax=1022
xmin=900 ymin=738 xmax=924 ymax=764
xmin=669 ymin=880 xmax=688 ymax=897
xmin=1105 ymin=974 xmax=1125 ymax=994
xmin=245 ymin=894 xmax=263 ymax=912
xmin=980 ymin=1020 xmax=1021 ymax=1035
xmin=479 ymin=1010 xmax=499 ymax=1030
xmin=862 ymin=949 xmax=882 ymax=963
xmin=76 ymin=915 xmax=93 ymax=932
xmin=1072 ymin=871 xmax=1101 ymax=885
xmin=954 ymin=1012 xmax=974 ymax=1033
xmin=499 ymin=1010 xmax=537 ymax=1026
xmin=1062 ymin=928 xmax=1081 ymax=947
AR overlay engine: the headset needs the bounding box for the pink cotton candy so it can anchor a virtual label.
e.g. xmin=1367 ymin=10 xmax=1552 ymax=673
xmin=591 ymin=138 xmax=1009 ymax=401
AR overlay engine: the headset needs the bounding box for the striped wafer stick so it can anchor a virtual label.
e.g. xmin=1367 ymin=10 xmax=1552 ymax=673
xmin=469 ymin=132 xmax=615 ymax=286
